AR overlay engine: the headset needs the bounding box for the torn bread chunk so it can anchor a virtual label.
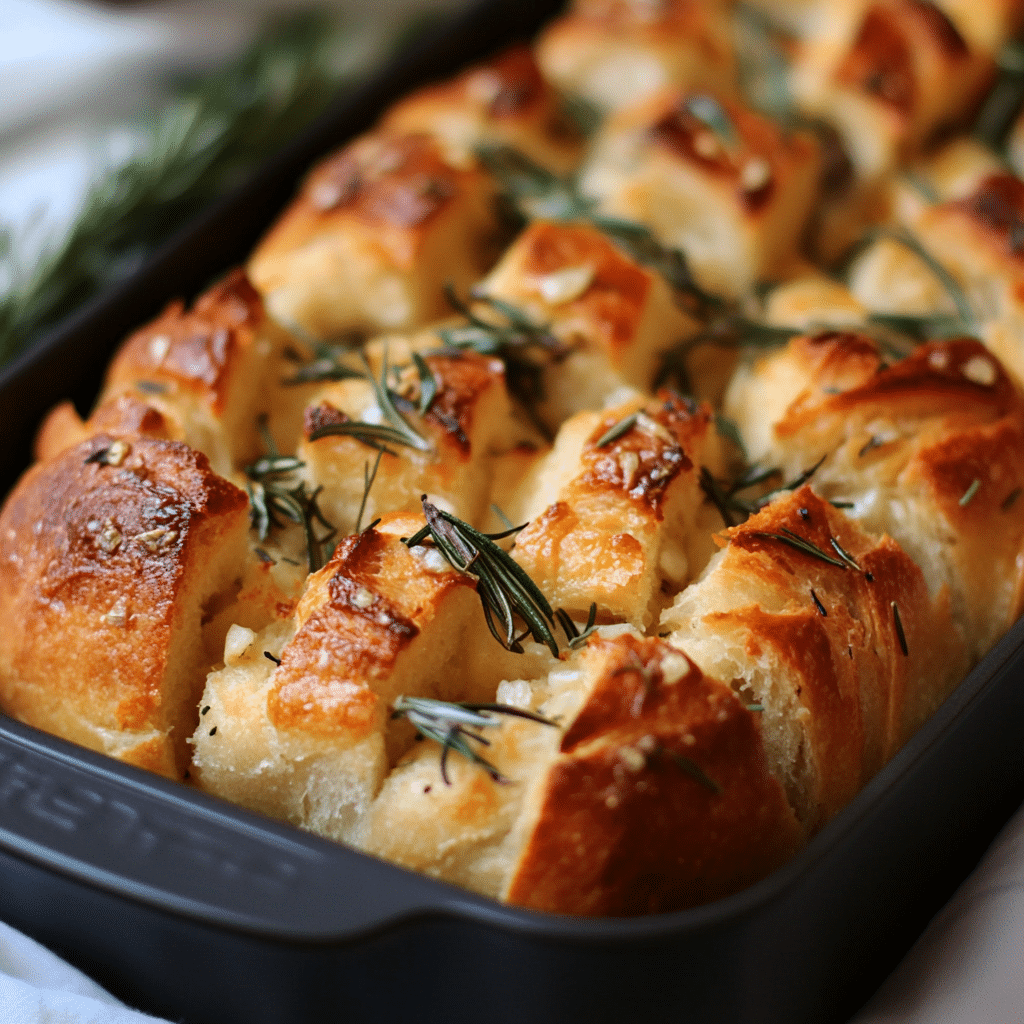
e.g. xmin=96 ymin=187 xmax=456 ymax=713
xmin=579 ymin=88 xmax=821 ymax=297
xmin=192 ymin=512 xmax=555 ymax=841
xmin=296 ymin=337 xmax=514 ymax=534
xmin=0 ymin=436 xmax=250 ymax=778
xmin=477 ymin=220 xmax=697 ymax=432
xmin=789 ymin=0 xmax=994 ymax=181
xmin=661 ymin=488 xmax=968 ymax=829
xmin=510 ymin=392 xmax=725 ymax=628
xmin=535 ymin=0 xmax=738 ymax=114
xmin=361 ymin=630 xmax=802 ymax=915
xmin=725 ymin=333 xmax=1024 ymax=656
xmin=382 ymin=45 xmax=583 ymax=175
xmin=248 ymin=132 xmax=503 ymax=341
xmin=36 ymin=272 xmax=295 ymax=477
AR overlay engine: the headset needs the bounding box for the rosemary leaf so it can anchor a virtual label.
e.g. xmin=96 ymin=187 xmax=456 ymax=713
xmin=595 ymin=412 xmax=639 ymax=448
xmin=412 ymin=352 xmax=438 ymax=415
xmin=406 ymin=497 xmax=559 ymax=656
xmin=959 ymin=478 xmax=981 ymax=507
xmin=391 ymin=695 xmax=557 ymax=785
xmin=750 ymin=529 xmax=850 ymax=568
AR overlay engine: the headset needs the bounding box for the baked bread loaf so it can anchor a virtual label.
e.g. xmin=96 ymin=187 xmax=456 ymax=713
xmin=4 ymin=2 xmax=1024 ymax=917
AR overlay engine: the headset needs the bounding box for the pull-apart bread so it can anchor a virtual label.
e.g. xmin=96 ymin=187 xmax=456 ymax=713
xmin=5 ymin=1 xmax=1024 ymax=917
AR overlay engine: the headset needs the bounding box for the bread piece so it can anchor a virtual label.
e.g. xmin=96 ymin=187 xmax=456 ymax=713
xmin=477 ymin=220 xmax=697 ymax=432
xmin=579 ymin=88 xmax=821 ymax=296
xmin=192 ymin=512 xmax=555 ymax=840
xmin=382 ymin=45 xmax=583 ymax=175
xmin=510 ymin=391 xmax=724 ymax=628
xmin=661 ymin=488 xmax=968 ymax=828
xmin=248 ymin=132 xmax=503 ymax=341
xmin=789 ymin=0 xmax=994 ymax=180
xmin=0 ymin=436 xmax=250 ymax=778
xmin=296 ymin=338 xmax=514 ymax=533
xmin=361 ymin=629 xmax=803 ymax=915
xmin=725 ymin=333 xmax=1024 ymax=656
xmin=535 ymin=0 xmax=737 ymax=114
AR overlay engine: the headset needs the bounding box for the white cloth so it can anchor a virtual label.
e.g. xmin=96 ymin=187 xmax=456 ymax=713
xmin=852 ymin=799 xmax=1024 ymax=1023
xmin=0 ymin=921 xmax=171 ymax=1023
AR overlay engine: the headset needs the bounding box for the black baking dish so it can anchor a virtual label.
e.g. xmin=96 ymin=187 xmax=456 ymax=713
xmin=1 ymin=2 xmax=1023 ymax=1021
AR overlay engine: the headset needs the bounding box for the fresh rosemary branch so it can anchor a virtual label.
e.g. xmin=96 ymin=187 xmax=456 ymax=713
xmin=404 ymin=497 xmax=560 ymax=657
xmin=700 ymin=457 xmax=825 ymax=525
xmin=244 ymin=420 xmax=336 ymax=571
xmin=391 ymin=695 xmax=558 ymax=785
xmin=0 ymin=11 xmax=376 ymax=365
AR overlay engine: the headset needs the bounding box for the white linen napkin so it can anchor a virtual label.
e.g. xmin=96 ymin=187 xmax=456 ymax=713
xmin=0 ymin=921 xmax=171 ymax=1024
xmin=851 ymin=798 xmax=1024 ymax=1023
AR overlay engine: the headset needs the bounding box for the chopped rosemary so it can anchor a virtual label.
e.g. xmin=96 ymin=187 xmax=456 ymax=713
xmin=700 ymin=456 xmax=825 ymax=524
xmin=1002 ymin=487 xmax=1022 ymax=511
xmin=810 ymin=589 xmax=828 ymax=617
xmin=892 ymin=601 xmax=909 ymax=657
xmin=556 ymin=603 xmax=599 ymax=650
xmin=405 ymin=497 xmax=559 ymax=656
xmin=595 ymin=412 xmax=639 ymax=448
xmin=391 ymin=695 xmax=557 ymax=785
xmin=959 ymin=478 xmax=981 ymax=507
xmin=746 ymin=703 xmax=765 ymax=712
xmin=714 ymin=414 xmax=748 ymax=459
xmin=264 ymin=652 xmax=282 ymax=666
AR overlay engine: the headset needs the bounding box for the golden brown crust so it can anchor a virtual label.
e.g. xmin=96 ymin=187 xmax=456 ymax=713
xmin=382 ymin=45 xmax=583 ymax=174
xmin=248 ymin=132 xmax=502 ymax=339
xmin=0 ymin=436 xmax=249 ymax=778
xmin=105 ymin=270 xmax=267 ymax=415
xmin=505 ymin=634 xmax=802 ymax=915
xmin=662 ymin=488 xmax=968 ymax=827
xmin=536 ymin=0 xmax=738 ymax=112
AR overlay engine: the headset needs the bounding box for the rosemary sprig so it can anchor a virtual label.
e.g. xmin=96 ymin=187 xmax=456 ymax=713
xmin=847 ymin=228 xmax=977 ymax=335
xmin=664 ymin=748 xmax=721 ymax=795
xmin=283 ymin=337 xmax=364 ymax=386
xmin=439 ymin=285 xmax=566 ymax=430
xmin=700 ymin=456 xmax=825 ymax=524
xmin=475 ymin=144 xmax=720 ymax=313
xmin=244 ymin=420 xmax=336 ymax=571
xmin=391 ymin=695 xmax=557 ymax=785
xmin=655 ymin=317 xmax=799 ymax=394
xmin=362 ymin=350 xmax=433 ymax=452
xmin=404 ymin=497 xmax=559 ymax=656
xmin=0 ymin=12 xmax=356 ymax=365
xmin=749 ymin=528 xmax=850 ymax=569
